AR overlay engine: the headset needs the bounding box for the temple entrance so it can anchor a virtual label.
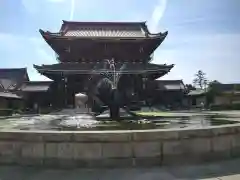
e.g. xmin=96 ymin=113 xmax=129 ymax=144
xmin=35 ymin=21 xmax=174 ymax=120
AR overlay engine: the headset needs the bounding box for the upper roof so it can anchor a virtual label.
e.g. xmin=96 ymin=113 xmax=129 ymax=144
xmin=19 ymin=81 xmax=52 ymax=92
xmin=0 ymin=68 xmax=29 ymax=92
xmin=39 ymin=21 xmax=168 ymax=63
xmin=40 ymin=20 xmax=166 ymax=39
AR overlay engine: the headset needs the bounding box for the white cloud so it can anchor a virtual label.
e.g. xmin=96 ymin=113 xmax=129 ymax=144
xmin=69 ymin=0 xmax=75 ymax=20
xmin=21 ymin=0 xmax=67 ymax=14
xmin=0 ymin=33 xmax=55 ymax=81
xmin=47 ymin=0 xmax=66 ymax=2
xmin=154 ymin=33 xmax=240 ymax=83
xmin=147 ymin=0 xmax=167 ymax=33
xmin=21 ymin=0 xmax=39 ymax=13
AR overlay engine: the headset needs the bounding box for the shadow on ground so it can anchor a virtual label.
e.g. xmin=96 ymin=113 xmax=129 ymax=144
xmin=1 ymin=159 xmax=240 ymax=179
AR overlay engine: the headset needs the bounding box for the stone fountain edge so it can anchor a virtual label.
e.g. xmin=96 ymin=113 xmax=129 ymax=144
xmin=0 ymin=123 xmax=240 ymax=167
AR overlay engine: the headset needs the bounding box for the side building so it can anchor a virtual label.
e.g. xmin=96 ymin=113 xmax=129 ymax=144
xmin=19 ymin=81 xmax=53 ymax=113
xmin=188 ymin=83 xmax=240 ymax=109
xmin=0 ymin=68 xmax=29 ymax=114
xmin=0 ymin=68 xmax=53 ymax=115
xmin=146 ymin=79 xmax=187 ymax=109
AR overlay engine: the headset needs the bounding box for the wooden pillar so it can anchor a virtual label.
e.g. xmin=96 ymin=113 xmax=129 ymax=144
xmin=66 ymin=77 xmax=75 ymax=108
xmin=64 ymin=77 xmax=68 ymax=107
xmin=142 ymin=74 xmax=147 ymax=105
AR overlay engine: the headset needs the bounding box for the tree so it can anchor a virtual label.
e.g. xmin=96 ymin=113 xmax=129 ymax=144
xmin=206 ymin=80 xmax=221 ymax=105
xmin=185 ymin=84 xmax=196 ymax=93
xmin=210 ymin=80 xmax=221 ymax=84
xmin=193 ymin=70 xmax=208 ymax=89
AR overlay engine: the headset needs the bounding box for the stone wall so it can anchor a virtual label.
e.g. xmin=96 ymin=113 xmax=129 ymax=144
xmin=1 ymin=124 xmax=240 ymax=168
xmin=214 ymin=95 xmax=240 ymax=105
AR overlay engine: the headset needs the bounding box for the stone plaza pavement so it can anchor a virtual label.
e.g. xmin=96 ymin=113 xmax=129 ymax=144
xmin=1 ymin=159 xmax=240 ymax=180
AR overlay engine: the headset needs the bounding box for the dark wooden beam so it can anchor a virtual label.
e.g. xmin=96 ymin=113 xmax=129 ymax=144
xmin=47 ymin=38 xmax=163 ymax=62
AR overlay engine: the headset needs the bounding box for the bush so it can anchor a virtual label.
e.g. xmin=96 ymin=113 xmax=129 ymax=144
xmin=210 ymin=103 xmax=240 ymax=110
xmin=232 ymin=103 xmax=240 ymax=110
xmin=0 ymin=109 xmax=13 ymax=116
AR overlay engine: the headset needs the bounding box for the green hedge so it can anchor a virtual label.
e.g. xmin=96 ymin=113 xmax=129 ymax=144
xmin=0 ymin=109 xmax=23 ymax=116
xmin=0 ymin=109 xmax=14 ymax=116
xmin=210 ymin=103 xmax=240 ymax=111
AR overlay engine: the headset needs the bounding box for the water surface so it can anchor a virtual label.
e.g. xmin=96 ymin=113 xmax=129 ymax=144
xmin=0 ymin=113 xmax=238 ymax=131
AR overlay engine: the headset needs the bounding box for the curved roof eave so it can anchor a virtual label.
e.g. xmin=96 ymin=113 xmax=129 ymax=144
xmin=39 ymin=31 xmax=166 ymax=41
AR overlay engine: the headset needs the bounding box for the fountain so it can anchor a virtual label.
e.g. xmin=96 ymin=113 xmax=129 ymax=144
xmin=90 ymin=58 xmax=126 ymax=120
xmin=75 ymin=92 xmax=89 ymax=112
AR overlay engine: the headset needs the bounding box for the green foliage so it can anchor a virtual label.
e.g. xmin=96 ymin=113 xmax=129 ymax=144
xmin=0 ymin=109 xmax=14 ymax=116
xmin=185 ymin=84 xmax=196 ymax=93
xmin=193 ymin=70 xmax=208 ymax=89
xmin=234 ymin=84 xmax=240 ymax=91
xmin=206 ymin=80 xmax=222 ymax=105
xmin=38 ymin=107 xmax=55 ymax=114
xmin=210 ymin=103 xmax=240 ymax=111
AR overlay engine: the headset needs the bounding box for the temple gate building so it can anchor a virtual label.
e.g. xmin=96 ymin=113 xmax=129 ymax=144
xmin=34 ymin=21 xmax=174 ymax=110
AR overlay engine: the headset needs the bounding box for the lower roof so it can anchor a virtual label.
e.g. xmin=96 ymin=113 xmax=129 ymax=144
xmin=155 ymin=80 xmax=185 ymax=91
xmin=34 ymin=62 xmax=174 ymax=80
xmin=188 ymin=89 xmax=206 ymax=96
xmin=34 ymin=62 xmax=174 ymax=74
xmin=0 ymin=92 xmax=22 ymax=99
xmin=19 ymin=81 xmax=52 ymax=92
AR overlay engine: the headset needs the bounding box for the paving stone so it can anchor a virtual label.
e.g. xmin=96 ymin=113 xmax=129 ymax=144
xmin=73 ymin=143 xmax=102 ymax=159
xmin=163 ymin=140 xmax=182 ymax=155
xmin=73 ymin=132 xmax=131 ymax=142
xmin=0 ymin=142 xmax=21 ymax=156
xmin=133 ymin=142 xmax=161 ymax=157
xmin=21 ymin=143 xmax=44 ymax=158
xmin=57 ymin=143 xmax=75 ymax=159
xmin=45 ymin=143 xmax=58 ymax=158
xmin=132 ymin=130 xmax=178 ymax=141
xmin=42 ymin=132 xmax=73 ymax=142
xmin=182 ymin=138 xmax=212 ymax=153
xmin=102 ymin=143 xmax=132 ymax=158
xmin=212 ymin=135 xmax=233 ymax=155
xmin=178 ymin=128 xmax=213 ymax=139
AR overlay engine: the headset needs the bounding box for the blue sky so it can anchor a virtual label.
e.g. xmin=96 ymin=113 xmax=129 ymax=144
xmin=0 ymin=0 xmax=239 ymax=84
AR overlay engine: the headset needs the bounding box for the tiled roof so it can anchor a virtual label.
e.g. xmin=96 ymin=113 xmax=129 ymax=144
xmin=61 ymin=21 xmax=147 ymax=37
xmin=20 ymin=81 xmax=52 ymax=92
xmin=156 ymin=80 xmax=185 ymax=91
xmin=0 ymin=68 xmax=29 ymax=91
xmin=40 ymin=21 xmax=166 ymax=39
xmin=211 ymin=83 xmax=240 ymax=91
xmin=0 ymin=92 xmax=22 ymax=99
xmin=188 ymin=89 xmax=206 ymax=96
xmin=64 ymin=29 xmax=145 ymax=37
xmin=34 ymin=62 xmax=174 ymax=74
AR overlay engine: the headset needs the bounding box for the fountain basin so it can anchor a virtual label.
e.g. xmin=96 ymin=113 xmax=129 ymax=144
xmin=0 ymin=113 xmax=238 ymax=131
xmin=1 ymin=123 xmax=240 ymax=168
